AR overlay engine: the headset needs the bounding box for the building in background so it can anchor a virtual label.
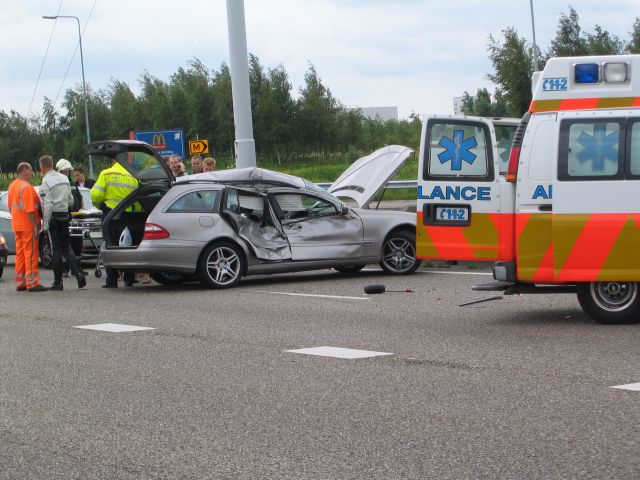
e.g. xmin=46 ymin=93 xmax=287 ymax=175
xmin=358 ymin=106 xmax=398 ymax=122
xmin=453 ymin=96 xmax=465 ymax=115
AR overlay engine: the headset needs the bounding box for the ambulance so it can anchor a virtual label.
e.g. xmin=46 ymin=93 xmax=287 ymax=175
xmin=417 ymin=54 xmax=640 ymax=324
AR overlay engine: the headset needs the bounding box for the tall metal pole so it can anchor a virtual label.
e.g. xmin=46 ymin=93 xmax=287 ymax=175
xmin=42 ymin=15 xmax=93 ymax=177
xmin=529 ymin=0 xmax=539 ymax=71
xmin=226 ymin=0 xmax=256 ymax=168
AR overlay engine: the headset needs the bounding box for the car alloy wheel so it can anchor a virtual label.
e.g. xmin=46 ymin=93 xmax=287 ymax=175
xmin=379 ymin=230 xmax=420 ymax=275
xmin=199 ymin=242 xmax=244 ymax=289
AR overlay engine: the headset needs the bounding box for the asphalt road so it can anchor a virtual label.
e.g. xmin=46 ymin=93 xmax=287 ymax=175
xmin=1 ymin=260 xmax=639 ymax=479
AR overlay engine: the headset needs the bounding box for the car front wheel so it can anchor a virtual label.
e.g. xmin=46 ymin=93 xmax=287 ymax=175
xmin=576 ymin=282 xmax=640 ymax=324
xmin=380 ymin=230 xmax=421 ymax=275
xmin=198 ymin=242 xmax=244 ymax=289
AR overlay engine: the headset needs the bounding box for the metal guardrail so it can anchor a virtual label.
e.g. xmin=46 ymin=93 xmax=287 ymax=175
xmin=317 ymin=180 xmax=417 ymax=189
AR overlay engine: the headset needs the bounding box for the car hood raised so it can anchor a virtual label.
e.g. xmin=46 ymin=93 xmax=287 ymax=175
xmin=328 ymin=145 xmax=414 ymax=208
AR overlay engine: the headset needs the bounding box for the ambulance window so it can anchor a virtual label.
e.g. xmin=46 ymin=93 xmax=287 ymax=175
xmin=495 ymin=125 xmax=516 ymax=174
xmin=424 ymin=121 xmax=494 ymax=181
xmin=628 ymin=122 xmax=640 ymax=177
xmin=559 ymin=120 xmax=623 ymax=180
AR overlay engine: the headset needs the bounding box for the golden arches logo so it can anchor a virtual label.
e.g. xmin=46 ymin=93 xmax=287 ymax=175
xmin=151 ymin=133 xmax=167 ymax=150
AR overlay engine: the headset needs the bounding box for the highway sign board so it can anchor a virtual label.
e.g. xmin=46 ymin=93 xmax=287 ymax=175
xmin=188 ymin=139 xmax=209 ymax=155
xmin=134 ymin=129 xmax=185 ymax=159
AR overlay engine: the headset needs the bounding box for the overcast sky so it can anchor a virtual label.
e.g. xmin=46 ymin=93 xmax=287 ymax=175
xmin=2 ymin=0 xmax=638 ymax=120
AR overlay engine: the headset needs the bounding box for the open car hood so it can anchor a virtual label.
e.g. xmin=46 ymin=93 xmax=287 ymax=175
xmin=88 ymin=140 xmax=174 ymax=184
xmin=328 ymin=145 xmax=414 ymax=208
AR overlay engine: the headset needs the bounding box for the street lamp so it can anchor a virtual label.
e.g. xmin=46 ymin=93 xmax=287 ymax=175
xmin=529 ymin=0 xmax=539 ymax=71
xmin=42 ymin=15 xmax=94 ymax=178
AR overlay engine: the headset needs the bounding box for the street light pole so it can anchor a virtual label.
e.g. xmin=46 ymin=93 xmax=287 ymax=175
xmin=529 ymin=0 xmax=539 ymax=72
xmin=42 ymin=15 xmax=94 ymax=178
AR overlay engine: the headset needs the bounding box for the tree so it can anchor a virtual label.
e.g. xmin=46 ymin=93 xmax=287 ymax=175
xmin=586 ymin=25 xmax=624 ymax=55
xmin=549 ymin=7 xmax=588 ymax=56
xmin=487 ymin=28 xmax=534 ymax=116
xmin=628 ymin=18 xmax=640 ymax=53
xmin=108 ymin=80 xmax=141 ymax=137
xmin=295 ymin=64 xmax=339 ymax=151
xmin=461 ymin=88 xmax=509 ymax=117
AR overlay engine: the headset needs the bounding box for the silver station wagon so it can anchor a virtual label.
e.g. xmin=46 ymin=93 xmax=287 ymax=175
xmin=89 ymin=140 xmax=420 ymax=288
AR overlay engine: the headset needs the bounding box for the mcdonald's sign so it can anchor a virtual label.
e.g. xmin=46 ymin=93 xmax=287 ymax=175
xmin=134 ymin=129 xmax=185 ymax=159
xmin=152 ymin=133 xmax=167 ymax=150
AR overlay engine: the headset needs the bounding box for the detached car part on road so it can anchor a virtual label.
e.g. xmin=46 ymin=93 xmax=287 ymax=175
xmin=89 ymin=140 xmax=420 ymax=289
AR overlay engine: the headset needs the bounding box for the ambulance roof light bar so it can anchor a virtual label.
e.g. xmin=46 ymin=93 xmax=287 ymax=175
xmin=574 ymin=62 xmax=630 ymax=85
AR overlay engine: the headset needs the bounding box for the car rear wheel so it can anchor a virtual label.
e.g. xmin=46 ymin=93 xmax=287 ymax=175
xmin=150 ymin=272 xmax=186 ymax=286
xmin=576 ymin=282 xmax=640 ymax=324
xmin=334 ymin=265 xmax=366 ymax=273
xmin=380 ymin=230 xmax=421 ymax=275
xmin=198 ymin=242 xmax=244 ymax=289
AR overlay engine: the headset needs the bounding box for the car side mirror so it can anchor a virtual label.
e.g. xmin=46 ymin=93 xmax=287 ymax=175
xmin=340 ymin=203 xmax=349 ymax=215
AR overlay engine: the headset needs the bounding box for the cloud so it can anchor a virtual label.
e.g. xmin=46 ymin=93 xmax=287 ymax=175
xmin=1 ymin=0 xmax=638 ymax=119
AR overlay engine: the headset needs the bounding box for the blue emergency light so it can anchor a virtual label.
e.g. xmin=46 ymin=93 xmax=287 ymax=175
xmin=574 ymin=63 xmax=599 ymax=84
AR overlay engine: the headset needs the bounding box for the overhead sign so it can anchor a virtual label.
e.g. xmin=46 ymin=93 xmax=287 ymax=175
xmin=188 ymin=139 xmax=209 ymax=155
xmin=134 ymin=129 xmax=185 ymax=159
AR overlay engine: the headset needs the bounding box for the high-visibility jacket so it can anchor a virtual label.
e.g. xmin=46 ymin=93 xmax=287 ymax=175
xmin=8 ymin=178 xmax=41 ymax=231
xmin=90 ymin=163 xmax=139 ymax=211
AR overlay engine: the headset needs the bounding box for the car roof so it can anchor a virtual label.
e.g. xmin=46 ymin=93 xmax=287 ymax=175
xmin=178 ymin=167 xmax=306 ymax=189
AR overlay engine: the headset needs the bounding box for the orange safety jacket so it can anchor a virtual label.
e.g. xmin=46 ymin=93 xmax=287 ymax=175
xmin=8 ymin=178 xmax=41 ymax=231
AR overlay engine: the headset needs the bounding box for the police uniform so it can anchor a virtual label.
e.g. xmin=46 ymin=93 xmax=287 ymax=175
xmin=90 ymin=162 xmax=139 ymax=288
xmin=40 ymin=169 xmax=86 ymax=290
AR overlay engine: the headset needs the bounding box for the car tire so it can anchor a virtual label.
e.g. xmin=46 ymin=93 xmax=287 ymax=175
xmin=39 ymin=233 xmax=53 ymax=269
xmin=150 ymin=272 xmax=186 ymax=286
xmin=198 ymin=242 xmax=244 ymax=289
xmin=0 ymin=262 xmax=3 ymax=279
xmin=379 ymin=230 xmax=421 ymax=275
xmin=334 ymin=265 xmax=366 ymax=273
xmin=576 ymin=282 xmax=640 ymax=325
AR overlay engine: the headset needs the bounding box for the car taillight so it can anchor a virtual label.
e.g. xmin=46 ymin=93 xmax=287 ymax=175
xmin=143 ymin=223 xmax=170 ymax=240
xmin=506 ymin=145 xmax=520 ymax=183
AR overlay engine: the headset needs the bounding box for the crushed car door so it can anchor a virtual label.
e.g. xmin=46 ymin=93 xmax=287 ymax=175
xmin=222 ymin=187 xmax=291 ymax=261
xmin=271 ymin=190 xmax=364 ymax=261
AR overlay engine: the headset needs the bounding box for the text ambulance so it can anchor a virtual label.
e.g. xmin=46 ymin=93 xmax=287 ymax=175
xmin=417 ymin=54 xmax=640 ymax=324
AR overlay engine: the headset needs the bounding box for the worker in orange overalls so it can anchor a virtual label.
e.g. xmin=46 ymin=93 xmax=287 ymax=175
xmin=8 ymin=162 xmax=47 ymax=292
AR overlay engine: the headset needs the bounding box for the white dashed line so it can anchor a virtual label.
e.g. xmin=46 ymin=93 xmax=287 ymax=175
xmin=254 ymin=291 xmax=370 ymax=301
xmin=286 ymin=346 xmax=393 ymax=359
xmin=611 ymin=382 xmax=640 ymax=391
xmin=74 ymin=323 xmax=155 ymax=333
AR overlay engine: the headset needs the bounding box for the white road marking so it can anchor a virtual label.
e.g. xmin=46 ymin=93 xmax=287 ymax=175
xmin=611 ymin=382 xmax=640 ymax=391
xmin=255 ymin=291 xmax=370 ymax=301
xmin=74 ymin=323 xmax=155 ymax=333
xmin=287 ymin=346 xmax=393 ymax=359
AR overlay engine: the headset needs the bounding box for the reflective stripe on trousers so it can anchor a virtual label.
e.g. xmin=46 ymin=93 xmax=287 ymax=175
xmin=14 ymin=230 xmax=40 ymax=288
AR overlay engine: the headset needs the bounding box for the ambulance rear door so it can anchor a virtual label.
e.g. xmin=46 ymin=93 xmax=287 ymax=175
xmin=417 ymin=116 xmax=515 ymax=261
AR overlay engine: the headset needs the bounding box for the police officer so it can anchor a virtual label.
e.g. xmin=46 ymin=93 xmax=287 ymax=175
xmin=90 ymin=158 xmax=138 ymax=288
xmin=39 ymin=155 xmax=86 ymax=290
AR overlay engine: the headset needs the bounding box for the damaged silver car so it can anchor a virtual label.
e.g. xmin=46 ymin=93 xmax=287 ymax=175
xmin=89 ymin=140 xmax=420 ymax=288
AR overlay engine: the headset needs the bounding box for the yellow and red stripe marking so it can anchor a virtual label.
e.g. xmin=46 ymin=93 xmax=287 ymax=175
xmin=418 ymin=211 xmax=640 ymax=282
xmin=530 ymin=96 xmax=640 ymax=113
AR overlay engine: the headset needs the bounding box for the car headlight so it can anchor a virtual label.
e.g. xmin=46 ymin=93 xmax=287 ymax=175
xmin=0 ymin=234 xmax=6 ymax=245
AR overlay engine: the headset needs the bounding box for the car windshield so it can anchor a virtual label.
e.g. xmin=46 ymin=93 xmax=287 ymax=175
xmin=0 ymin=191 xmax=7 ymax=212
